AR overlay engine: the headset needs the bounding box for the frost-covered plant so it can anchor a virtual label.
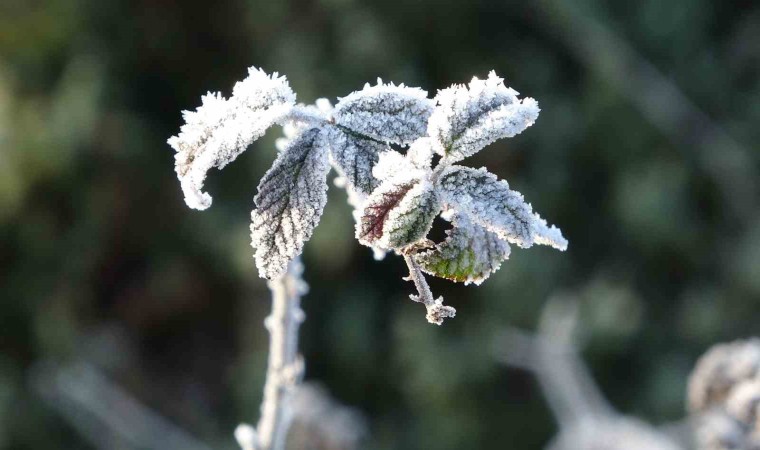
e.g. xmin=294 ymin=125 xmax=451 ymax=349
xmin=169 ymin=68 xmax=566 ymax=325
xmin=688 ymin=338 xmax=760 ymax=450
xmin=169 ymin=67 xmax=566 ymax=450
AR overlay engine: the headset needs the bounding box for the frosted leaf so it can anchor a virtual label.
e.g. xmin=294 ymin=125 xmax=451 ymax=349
xmin=437 ymin=165 xmax=567 ymax=250
xmin=415 ymin=212 xmax=510 ymax=285
xmin=334 ymin=80 xmax=434 ymax=145
xmin=356 ymin=178 xmax=416 ymax=246
xmin=380 ymin=180 xmax=440 ymax=249
xmin=169 ymin=67 xmax=295 ymax=210
xmin=428 ymin=71 xmax=538 ymax=163
xmin=250 ymin=128 xmax=331 ymax=279
xmin=356 ymin=175 xmax=439 ymax=249
xmin=325 ymin=126 xmax=387 ymax=196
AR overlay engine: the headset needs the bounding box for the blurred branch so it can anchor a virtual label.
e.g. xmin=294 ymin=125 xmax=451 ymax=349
xmin=237 ymin=257 xmax=307 ymax=450
xmin=493 ymin=297 xmax=687 ymax=449
xmin=31 ymin=361 xmax=213 ymax=450
xmin=286 ymin=382 xmax=367 ymax=450
xmin=537 ymin=0 xmax=757 ymax=220
xmin=493 ymin=297 xmax=612 ymax=425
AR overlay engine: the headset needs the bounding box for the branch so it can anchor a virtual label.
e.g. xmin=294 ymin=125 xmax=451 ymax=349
xmin=236 ymin=257 xmax=307 ymax=450
xmin=492 ymin=297 xmax=613 ymax=426
xmin=403 ymin=254 xmax=456 ymax=325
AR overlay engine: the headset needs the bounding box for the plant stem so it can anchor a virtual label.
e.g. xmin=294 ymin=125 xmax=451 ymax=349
xmin=403 ymin=255 xmax=456 ymax=325
xmin=236 ymin=257 xmax=307 ymax=450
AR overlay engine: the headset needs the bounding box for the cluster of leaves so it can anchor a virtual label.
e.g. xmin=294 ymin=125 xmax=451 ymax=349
xmin=169 ymin=68 xmax=567 ymax=323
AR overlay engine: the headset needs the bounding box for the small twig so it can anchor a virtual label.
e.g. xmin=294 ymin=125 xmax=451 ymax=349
xmin=237 ymin=257 xmax=307 ymax=450
xmin=403 ymin=254 xmax=455 ymax=325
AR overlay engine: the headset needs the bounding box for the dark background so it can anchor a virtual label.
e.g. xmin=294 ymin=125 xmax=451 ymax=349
xmin=1 ymin=0 xmax=758 ymax=449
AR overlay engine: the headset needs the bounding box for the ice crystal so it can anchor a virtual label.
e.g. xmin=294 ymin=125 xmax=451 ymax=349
xmin=380 ymin=180 xmax=440 ymax=249
xmin=250 ymin=128 xmax=331 ymax=279
xmin=324 ymin=126 xmax=385 ymax=196
xmin=437 ymin=165 xmax=567 ymax=250
xmin=406 ymin=137 xmax=435 ymax=169
xmin=371 ymin=149 xmax=426 ymax=183
xmin=355 ymin=177 xmax=418 ymax=247
xmin=170 ymin=67 xmax=566 ymax=323
xmin=169 ymin=68 xmax=295 ymax=210
xmin=334 ymin=80 xmax=434 ymax=144
xmin=428 ymin=71 xmax=539 ymax=163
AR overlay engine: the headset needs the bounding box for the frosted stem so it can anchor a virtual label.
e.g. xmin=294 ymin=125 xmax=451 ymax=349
xmin=237 ymin=257 xmax=307 ymax=450
xmin=286 ymin=105 xmax=330 ymax=127
xmin=403 ymin=255 xmax=456 ymax=325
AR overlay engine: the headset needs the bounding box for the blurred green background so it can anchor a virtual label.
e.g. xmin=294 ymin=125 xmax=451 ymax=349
xmin=1 ymin=0 xmax=758 ymax=449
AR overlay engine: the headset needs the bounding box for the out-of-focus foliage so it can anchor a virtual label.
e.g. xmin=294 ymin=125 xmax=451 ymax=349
xmin=0 ymin=0 xmax=757 ymax=449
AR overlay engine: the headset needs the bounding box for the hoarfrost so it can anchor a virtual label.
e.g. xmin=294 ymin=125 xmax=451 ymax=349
xmin=169 ymin=68 xmax=295 ymax=210
xmin=325 ymin=126 xmax=386 ymax=196
xmin=437 ymin=165 xmax=567 ymax=250
xmin=334 ymin=80 xmax=434 ymax=144
xmin=171 ymin=67 xmax=567 ymax=324
xmin=428 ymin=71 xmax=538 ymax=163
xmin=250 ymin=128 xmax=331 ymax=279
xmin=380 ymin=180 xmax=440 ymax=249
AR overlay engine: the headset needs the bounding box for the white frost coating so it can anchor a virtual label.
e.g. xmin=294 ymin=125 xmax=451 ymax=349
xmin=437 ymin=165 xmax=568 ymax=251
xmin=334 ymin=80 xmax=434 ymax=144
xmin=406 ymin=137 xmax=435 ymax=169
xmin=415 ymin=212 xmax=511 ymax=285
xmin=428 ymin=71 xmax=538 ymax=162
xmin=325 ymin=126 xmax=387 ymax=196
xmin=169 ymin=68 xmax=296 ymax=210
xmin=356 ymin=168 xmax=440 ymax=250
xmin=171 ymin=69 xmax=568 ymax=327
xmin=451 ymin=98 xmax=539 ymax=159
xmin=380 ymin=180 xmax=440 ymax=249
xmin=355 ymin=173 xmax=420 ymax=247
xmin=372 ymin=150 xmax=426 ymax=183
xmin=250 ymin=128 xmax=331 ymax=280
xmin=403 ymin=255 xmax=456 ymax=325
